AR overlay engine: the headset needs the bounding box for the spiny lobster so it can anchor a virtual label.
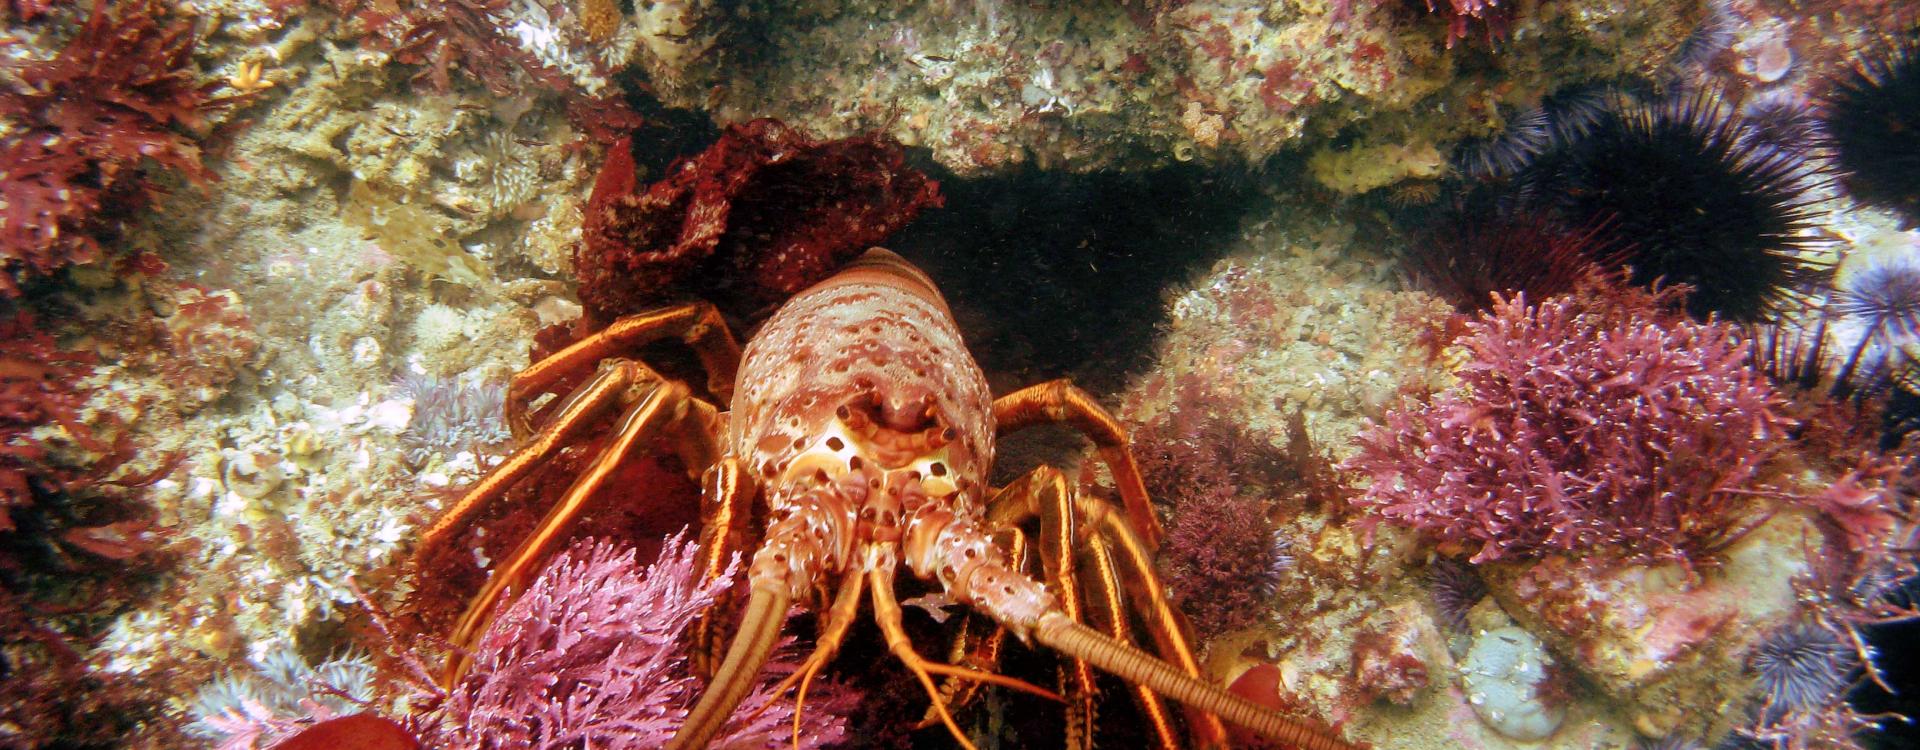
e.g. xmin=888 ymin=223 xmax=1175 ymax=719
xmin=415 ymin=248 xmax=1362 ymax=749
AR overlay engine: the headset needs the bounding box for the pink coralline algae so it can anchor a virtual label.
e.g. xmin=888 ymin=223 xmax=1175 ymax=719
xmin=1345 ymin=286 xmax=1787 ymax=563
xmin=1132 ymin=377 xmax=1298 ymax=639
xmin=422 ymin=533 xmax=851 ymax=749
xmin=0 ymin=0 xmax=219 ymax=296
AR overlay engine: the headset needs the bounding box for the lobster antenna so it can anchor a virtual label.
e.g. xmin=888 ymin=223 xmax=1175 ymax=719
xmin=669 ymin=586 xmax=792 ymax=749
xmin=1033 ymin=613 xmax=1367 ymax=750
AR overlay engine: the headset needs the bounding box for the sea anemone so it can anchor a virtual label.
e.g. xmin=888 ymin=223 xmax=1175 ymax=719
xmin=1521 ymin=91 xmax=1825 ymax=322
xmin=1751 ymin=622 xmax=1855 ymax=717
xmin=392 ymin=372 xmax=511 ymax=467
xmin=1823 ymin=27 xmax=1920 ymax=222
xmin=1397 ymin=194 xmax=1629 ymax=312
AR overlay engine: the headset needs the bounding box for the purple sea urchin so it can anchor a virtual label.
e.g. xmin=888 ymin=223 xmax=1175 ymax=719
xmin=1674 ymin=0 xmax=1736 ymax=72
xmin=1752 ymin=622 xmax=1855 ymax=716
xmin=1426 ymin=557 xmax=1488 ymax=633
xmin=1824 ymin=28 xmax=1920 ymax=223
xmin=1454 ymin=108 xmax=1552 ymax=180
xmin=1827 ymin=258 xmax=1920 ymax=341
xmin=1834 ymin=255 xmax=1920 ymax=383
xmin=1743 ymin=91 xmax=1822 ymax=156
xmin=1523 ymin=91 xmax=1826 ymax=322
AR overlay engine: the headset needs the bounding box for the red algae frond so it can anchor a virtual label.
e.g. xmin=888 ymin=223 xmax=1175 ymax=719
xmin=1344 ymin=284 xmax=1788 ymax=563
xmin=0 ymin=0 xmax=219 ymax=295
xmin=576 ymin=119 xmax=942 ymax=321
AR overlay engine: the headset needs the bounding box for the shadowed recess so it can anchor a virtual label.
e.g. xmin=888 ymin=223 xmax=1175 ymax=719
xmin=889 ymin=164 xmax=1264 ymax=395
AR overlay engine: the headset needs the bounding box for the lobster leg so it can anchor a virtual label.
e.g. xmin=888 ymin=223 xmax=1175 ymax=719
xmin=984 ymin=467 xmax=1186 ymax=749
xmin=1069 ymin=492 xmax=1228 ymax=746
xmin=414 ymin=359 xmax=662 ymax=572
xmin=983 ymin=467 xmax=1105 ymax=749
xmin=690 ymin=457 xmax=759 ymax=678
xmin=506 ymin=301 xmax=741 ymax=436
xmin=992 ymin=379 xmax=1163 ymax=548
xmin=443 ymin=376 xmax=715 ymax=686
xmin=1079 ymin=530 xmax=1191 ymax=749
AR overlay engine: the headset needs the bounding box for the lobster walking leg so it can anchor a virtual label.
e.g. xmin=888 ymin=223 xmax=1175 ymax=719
xmin=985 ymin=467 xmax=1190 ymax=749
xmin=985 ymin=467 xmax=1106 ymax=750
xmin=993 ymin=379 xmax=1163 ymax=548
xmin=415 ymin=359 xmax=664 ymax=572
xmin=506 ymin=302 xmax=741 ymax=436
xmin=442 ymin=377 xmax=719 ymax=685
xmin=1068 ymin=492 xmax=1227 ymax=745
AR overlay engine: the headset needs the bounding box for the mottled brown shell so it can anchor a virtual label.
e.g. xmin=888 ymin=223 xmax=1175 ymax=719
xmin=729 ymin=249 xmax=995 ymax=513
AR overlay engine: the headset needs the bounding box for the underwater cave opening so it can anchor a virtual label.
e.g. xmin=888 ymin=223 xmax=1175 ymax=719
xmin=886 ymin=163 xmax=1265 ymax=480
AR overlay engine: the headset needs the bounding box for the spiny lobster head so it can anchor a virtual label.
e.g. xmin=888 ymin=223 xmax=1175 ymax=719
xmin=730 ymin=249 xmax=997 ymax=551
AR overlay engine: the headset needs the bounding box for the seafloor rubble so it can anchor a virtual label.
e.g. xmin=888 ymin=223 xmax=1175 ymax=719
xmin=2 ymin=0 xmax=1918 ymax=748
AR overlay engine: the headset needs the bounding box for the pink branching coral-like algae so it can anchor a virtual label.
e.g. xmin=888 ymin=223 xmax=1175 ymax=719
xmin=1345 ymin=286 xmax=1787 ymax=563
xmin=422 ymin=533 xmax=850 ymax=749
xmin=1132 ymin=377 xmax=1295 ymax=639
xmin=0 ymin=0 xmax=219 ymax=296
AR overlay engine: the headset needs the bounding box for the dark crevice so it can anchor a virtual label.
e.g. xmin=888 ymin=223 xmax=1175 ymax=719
xmin=890 ymin=163 xmax=1266 ymax=397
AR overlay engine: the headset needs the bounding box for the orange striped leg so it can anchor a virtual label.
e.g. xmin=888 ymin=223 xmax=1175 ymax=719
xmin=507 ymin=302 xmax=741 ymax=437
xmin=414 ymin=359 xmax=661 ymax=578
xmin=1071 ymin=492 xmax=1227 ymax=747
xmin=992 ymin=379 xmax=1163 ymax=548
xmin=442 ymin=377 xmax=715 ymax=686
xmin=690 ymin=456 xmax=758 ymax=678
xmin=985 ymin=466 xmax=1184 ymax=749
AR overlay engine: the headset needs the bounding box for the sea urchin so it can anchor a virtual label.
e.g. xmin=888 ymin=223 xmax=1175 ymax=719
xmin=1522 ymin=92 xmax=1824 ymax=322
xmin=1824 ymin=27 xmax=1920 ymax=222
xmin=1398 ymin=194 xmax=1629 ymax=312
xmin=1751 ymin=622 xmax=1855 ymax=716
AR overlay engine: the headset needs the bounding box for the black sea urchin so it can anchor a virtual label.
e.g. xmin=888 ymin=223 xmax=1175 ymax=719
xmin=1524 ymin=92 xmax=1824 ymax=322
xmin=1454 ymin=107 xmax=1552 ymax=180
xmin=1825 ymin=28 xmax=1920 ymax=222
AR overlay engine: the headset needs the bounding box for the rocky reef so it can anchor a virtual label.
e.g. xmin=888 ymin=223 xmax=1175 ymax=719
xmin=1 ymin=0 xmax=1917 ymax=748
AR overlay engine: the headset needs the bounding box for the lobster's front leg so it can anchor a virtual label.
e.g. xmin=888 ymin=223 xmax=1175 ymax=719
xmin=440 ymin=373 xmax=722 ymax=685
xmin=505 ymin=301 xmax=741 ymax=436
xmin=689 ymin=456 xmax=759 ymax=678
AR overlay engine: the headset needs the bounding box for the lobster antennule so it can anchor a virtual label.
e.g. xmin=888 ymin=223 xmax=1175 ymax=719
xmin=668 ymin=586 xmax=792 ymax=750
xmin=1033 ymin=613 xmax=1368 ymax=750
